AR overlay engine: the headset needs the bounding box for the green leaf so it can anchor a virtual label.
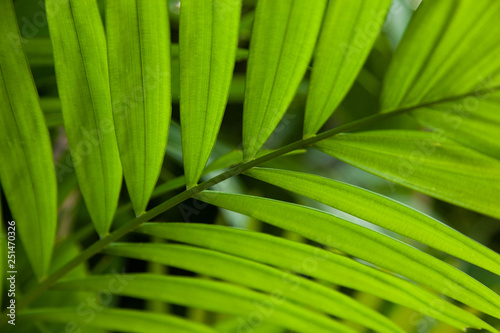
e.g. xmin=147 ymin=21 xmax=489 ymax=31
xmin=303 ymin=0 xmax=392 ymax=136
xmin=47 ymin=0 xmax=122 ymax=236
xmin=105 ymin=242 xmax=403 ymax=333
xmin=54 ymin=274 xmax=357 ymax=333
xmin=381 ymin=0 xmax=500 ymax=159
xmin=409 ymin=95 xmax=500 ymax=161
xmin=199 ymin=191 xmax=500 ymax=319
xmin=106 ymin=0 xmax=171 ymax=215
xmin=242 ymin=0 xmax=327 ymax=159
xmin=138 ymin=223 xmax=493 ymax=331
xmin=216 ymin=319 xmax=283 ymax=333
xmin=315 ymin=130 xmax=500 ymax=219
xmin=244 ymin=167 xmax=500 ymax=276
xmin=180 ymin=0 xmax=242 ymax=188
xmin=0 ymin=0 xmax=57 ymax=279
xmin=20 ymin=308 xmax=217 ymax=333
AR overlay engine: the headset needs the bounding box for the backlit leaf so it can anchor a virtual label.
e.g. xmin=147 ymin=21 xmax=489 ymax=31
xmin=381 ymin=0 xmax=500 ymax=160
xmin=243 ymin=0 xmax=327 ymax=159
xmin=107 ymin=0 xmax=171 ymax=215
xmin=138 ymin=223 xmax=493 ymax=331
xmin=180 ymin=0 xmax=242 ymax=188
xmin=105 ymin=242 xmax=403 ymax=333
xmin=245 ymin=167 xmax=500 ymax=276
xmin=54 ymin=274 xmax=357 ymax=333
xmin=20 ymin=308 xmax=217 ymax=333
xmin=315 ymin=130 xmax=500 ymax=219
xmin=304 ymin=0 xmax=392 ymax=136
xmin=199 ymin=191 xmax=500 ymax=319
xmin=0 ymin=0 xmax=57 ymax=279
xmin=47 ymin=0 xmax=122 ymax=236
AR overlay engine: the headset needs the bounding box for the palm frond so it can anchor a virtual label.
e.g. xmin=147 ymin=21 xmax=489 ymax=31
xmin=2 ymin=0 xmax=500 ymax=332
xmin=46 ymin=0 xmax=122 ymax=236
xmin=106 ymin=0 xmax=171 ymax=215
xmin=304 ymin=0 xmax=392 ymax=136
xmin=315 ymin=130 xmax=500 ymax=219
xmin=180 ymin=0 xmax=241 ymax=187
xmin=243 ymin=0 xmax=326 ymax=159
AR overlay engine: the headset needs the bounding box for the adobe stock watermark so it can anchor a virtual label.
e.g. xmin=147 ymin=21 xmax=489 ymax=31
xmin=5 ymin=221 xmax=17 ymax=326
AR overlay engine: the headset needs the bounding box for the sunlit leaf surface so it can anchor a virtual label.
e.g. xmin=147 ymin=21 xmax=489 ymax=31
xmin=0 ymin=0 xmax=57 ymax=279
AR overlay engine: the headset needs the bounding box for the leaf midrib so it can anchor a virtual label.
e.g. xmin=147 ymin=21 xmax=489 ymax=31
xmin=136 ymin=0 xmax=148 ymax=212
xmin=68 ymin=1 xmax=109 ymax=224
xmin=310 ymin=1 xmax=363 ymax=133
xmin=249 ymin=0 xmax=295 ymax=157
xmin=383 ymin=82 xmax=500 ymax=114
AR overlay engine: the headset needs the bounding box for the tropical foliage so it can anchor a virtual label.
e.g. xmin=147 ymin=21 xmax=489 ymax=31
xmin=0 ymin=0 xmax=499 ymax=332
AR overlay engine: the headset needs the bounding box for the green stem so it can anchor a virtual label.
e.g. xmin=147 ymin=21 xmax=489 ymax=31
xmin=13 ymin=109 xmax=406 ymax=315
